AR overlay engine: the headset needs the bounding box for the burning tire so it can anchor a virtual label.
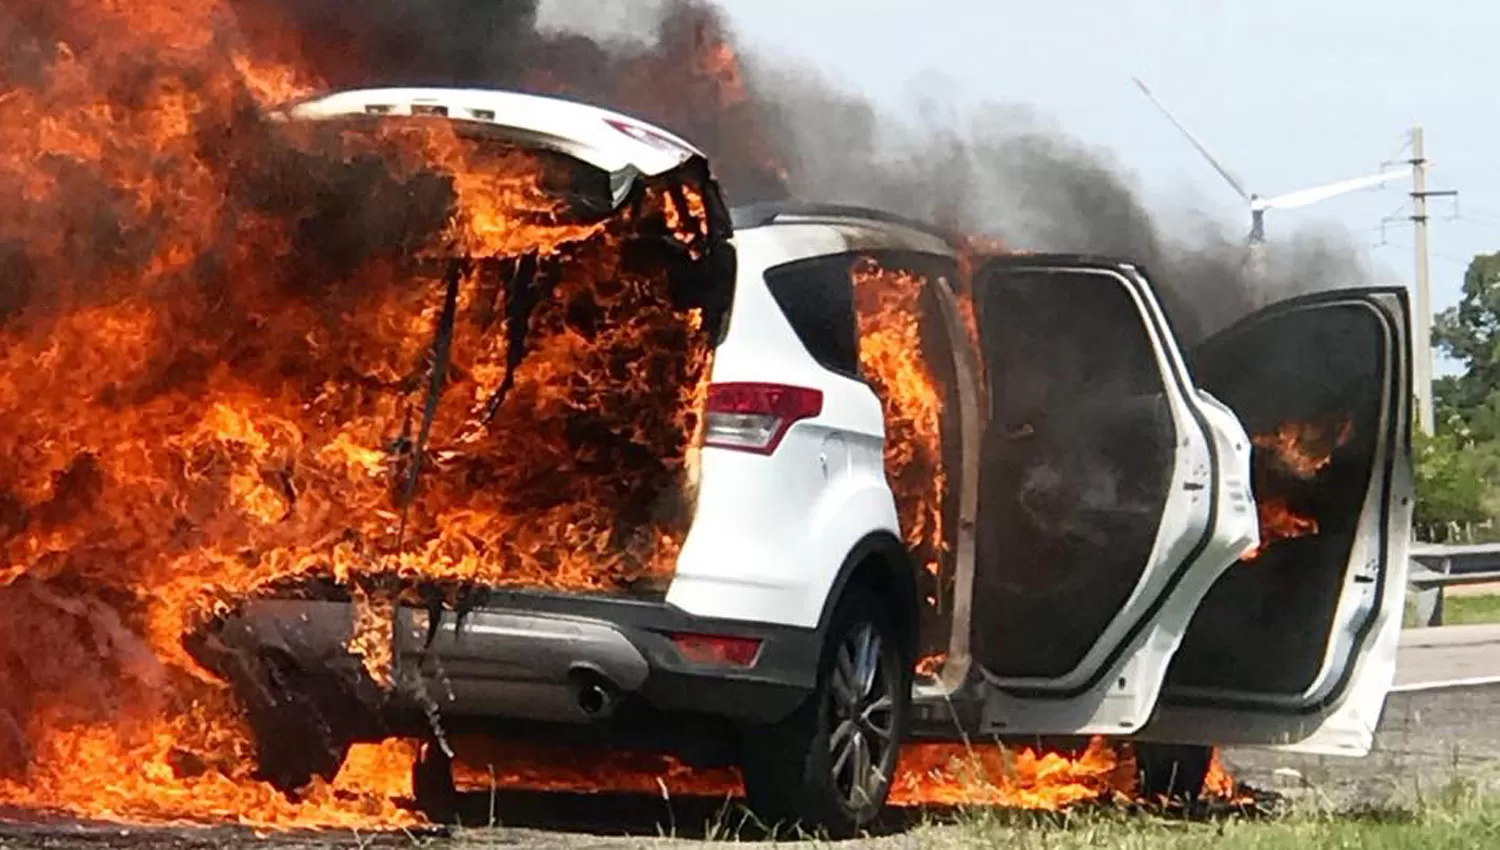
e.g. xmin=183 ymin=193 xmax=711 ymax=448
xmin=244 ymin=650 xmax=355 ymax=794
xmin=1133 ymin=742 xmax=1211 ymax=801
xmin=739 ymin=585 xmax=909 ymax=837
xmin=411 ymin=739 xmax=459 ymax=824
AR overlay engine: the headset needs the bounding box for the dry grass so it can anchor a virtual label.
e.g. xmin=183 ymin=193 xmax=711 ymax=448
xmin=902 ymin=773 xmax=1500 ymax=850
xmin=908 ymin=794 xmax=1498 ymax=849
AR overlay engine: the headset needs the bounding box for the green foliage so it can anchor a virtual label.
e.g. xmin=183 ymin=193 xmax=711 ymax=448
xmin=1413 ymin=430 xmax=1494 ymax=540
xmin=1420 ymin=252 xmax=1500 ymax=540
xmin=1433 ymin=252 xmax=1500 ymax=440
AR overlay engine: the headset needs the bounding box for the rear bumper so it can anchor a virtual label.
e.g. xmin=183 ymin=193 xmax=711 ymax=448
xmin=193 ymin=591 xmax=822 ymax=735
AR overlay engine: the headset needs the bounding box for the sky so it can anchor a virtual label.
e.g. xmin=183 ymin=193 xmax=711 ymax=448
xmin=543 ymin=0 xmax=1493 ymax=373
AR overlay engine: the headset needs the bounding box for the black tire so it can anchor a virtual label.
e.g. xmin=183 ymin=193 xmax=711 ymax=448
xmin=411 ymin=739 xmax=459 ymax=824
xmin=739 ymin=585 xmax=910 ymax=838
xmin=1134 ymin=742 xmax=1211 ymax=801
xmin=245 ymin=652 xmax=352 ymax=793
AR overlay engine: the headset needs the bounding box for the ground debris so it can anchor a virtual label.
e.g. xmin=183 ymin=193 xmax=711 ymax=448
xmin=0 ymin=813 xmax=448 ymax=850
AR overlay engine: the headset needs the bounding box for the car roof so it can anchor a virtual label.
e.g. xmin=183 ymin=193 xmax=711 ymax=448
xmin=277 ymin=87 xmax=705 ymax=186
xmin=729 ymin=202 xmax=959 ymax=260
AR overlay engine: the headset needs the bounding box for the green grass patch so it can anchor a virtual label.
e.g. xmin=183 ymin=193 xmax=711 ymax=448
xmin=1443 ymin=594 xmax=1500 ymax=626
xmin=914 ymin=784 xmax=1500 ymax=850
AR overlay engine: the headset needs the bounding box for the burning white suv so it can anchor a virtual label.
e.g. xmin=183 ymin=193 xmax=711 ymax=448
xmin=195 ymin=88 xmax=1414 ymax=836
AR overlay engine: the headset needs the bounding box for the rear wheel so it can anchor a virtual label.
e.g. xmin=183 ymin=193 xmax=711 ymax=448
xmin=740 ymin=586 xmax=909 ymax=837
xmin=411 ymin=739 xmax=459 ymax=824
xmin=245 ymin=652 xmax=352 ymax=793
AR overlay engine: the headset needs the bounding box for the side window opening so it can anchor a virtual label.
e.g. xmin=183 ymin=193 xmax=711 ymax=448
xmin=761 ymin=255 xmax=860 ymax=378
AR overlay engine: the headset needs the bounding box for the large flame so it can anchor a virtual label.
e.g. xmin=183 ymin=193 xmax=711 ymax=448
xmin=444 ymin=737 xmax=1138 ymax=812
xmin=0 ymin=0 xmax=724 ymax=826
xmin=851 ymin=258 xmax=950 ymax=626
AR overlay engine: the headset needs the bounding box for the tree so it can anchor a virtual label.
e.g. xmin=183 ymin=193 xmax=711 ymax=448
xmin=1413 ymin=430 xmax=1498 ymax=542
xmin=1433 ymin=252 xmax=1500 ymax=442
xmin=1421 ymin=251 xmax=1500 ymax=540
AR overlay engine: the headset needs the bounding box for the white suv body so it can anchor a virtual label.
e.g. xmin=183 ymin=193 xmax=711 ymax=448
xmin=200 ymin=89 xmax=1415 ymax=835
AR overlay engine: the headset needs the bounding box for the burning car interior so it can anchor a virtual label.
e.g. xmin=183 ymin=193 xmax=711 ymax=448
xmin=848 ymin=252 xmax=965 ymax=665
xmin=1167 ymin=298 xmax=1393 ymax=697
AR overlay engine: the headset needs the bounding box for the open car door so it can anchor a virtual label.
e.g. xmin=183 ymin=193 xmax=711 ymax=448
xmin=968 ymin=257 xmax=1259 ymax=736
xmin=1139 ymin=287 xmax=1413 ymax=756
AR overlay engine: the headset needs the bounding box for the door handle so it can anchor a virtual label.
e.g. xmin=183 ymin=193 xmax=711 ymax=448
xmin=1003 ymin=423 xmax=1035 ymax=441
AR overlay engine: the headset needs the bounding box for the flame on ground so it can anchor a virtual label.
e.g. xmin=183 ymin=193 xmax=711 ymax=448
xmin=451 ymin=738 xmax=741 ymax=801
xmin=1203 ymin=748 xmax=1247 ymax=803
xmin=444 ymin=736 xmax=1140 ymax=812
xmin=916 ymin=652 xmax=948 ymax=681
xmin=888 ymin=739 xmax=1136 ymax=809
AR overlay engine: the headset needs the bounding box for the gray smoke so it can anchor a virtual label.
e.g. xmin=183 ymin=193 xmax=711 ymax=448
xmin=228 ymin=0 xmax=1372 ymax=345
xmin=744 ymin=54 xmax=1373 ymax=345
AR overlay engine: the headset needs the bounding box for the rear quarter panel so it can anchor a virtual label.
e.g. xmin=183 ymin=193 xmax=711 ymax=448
xmin=667 ymin=228 xmax=900 ymax=628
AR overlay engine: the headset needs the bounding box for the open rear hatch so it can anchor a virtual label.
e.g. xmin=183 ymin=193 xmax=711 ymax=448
xmin=250 ymin=88 xmax=737 ymax=604
xmin=185 ymin=91 xmax=739 ymax=777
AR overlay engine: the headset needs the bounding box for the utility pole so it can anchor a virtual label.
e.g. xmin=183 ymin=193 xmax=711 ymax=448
xmin=1410 ymin=127 xmax=1457 ymax=436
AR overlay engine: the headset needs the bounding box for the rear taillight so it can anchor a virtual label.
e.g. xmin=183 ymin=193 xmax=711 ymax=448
xmin=670 ymin=632 xmax=763 ymax=667
xmin=703 ymin=382 xmax=823 ymax=455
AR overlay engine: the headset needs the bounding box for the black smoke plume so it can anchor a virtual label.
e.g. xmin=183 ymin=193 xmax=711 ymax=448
xmin=222 ymin=0 xmax=1370 ymax=344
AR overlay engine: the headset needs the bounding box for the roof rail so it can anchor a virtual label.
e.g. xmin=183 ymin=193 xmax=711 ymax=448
xmin=729 ymin=201 xmax=958 ymax=246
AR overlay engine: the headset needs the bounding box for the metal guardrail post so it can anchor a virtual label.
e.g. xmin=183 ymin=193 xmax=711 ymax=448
xmin=1410 ymin=558 xmax=1448 ymax=628
xmin=1407 ymin=544 xmax=1500 ymax=627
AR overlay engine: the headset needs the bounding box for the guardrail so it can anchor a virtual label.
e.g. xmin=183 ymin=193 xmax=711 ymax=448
xmin=1408 ymin=543 xmax=1500 ymax=627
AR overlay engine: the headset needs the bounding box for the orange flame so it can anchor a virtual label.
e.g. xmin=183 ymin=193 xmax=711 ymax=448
xmin=1243 ymin=497 xmax=1321 ymax=561
xmin=1253 ymin=420 xmax=1353 ymax=480
xmin=889 ymin=738 xmax=1136 ymax=808
xmin=851 ymin=258 xmax=950 ymax=624
xmin=1241 ymin=419 xmax=1352 ymax=561
xmin=445 ymin=736 xmax=1137 ymax=813
xmin=916 ymin=652 xmax=949 ymax=681
xmin=451 ymin=739 xmax=742 ymax=801
xmin=1202 ymin=748 xmax=1243 ymax=801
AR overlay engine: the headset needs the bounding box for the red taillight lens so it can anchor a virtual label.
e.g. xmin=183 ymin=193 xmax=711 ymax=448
xmin=703 ymin=382 xmax=823 ymax=455
xmin=670 ymin=632 xmax=764 ymax=667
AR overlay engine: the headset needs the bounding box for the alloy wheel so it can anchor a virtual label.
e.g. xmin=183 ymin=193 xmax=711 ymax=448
xmin=827 ymin=621 xmax=896 ymax=810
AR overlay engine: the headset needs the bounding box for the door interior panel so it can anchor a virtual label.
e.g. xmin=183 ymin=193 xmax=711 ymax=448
xmin=1167 ymin=302 xmax=1386 ymax=695
xmin=972 ymin=267 xmax=1177 ymax=679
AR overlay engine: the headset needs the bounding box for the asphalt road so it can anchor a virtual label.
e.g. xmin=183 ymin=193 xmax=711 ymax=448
xmin=1393 ymin=624 xmax=1500 ymax=689
xmin=1225 ymin=623 xmax=1500 ymax=808
xmin=2 ymin=627 xmax=1498 ymax=849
